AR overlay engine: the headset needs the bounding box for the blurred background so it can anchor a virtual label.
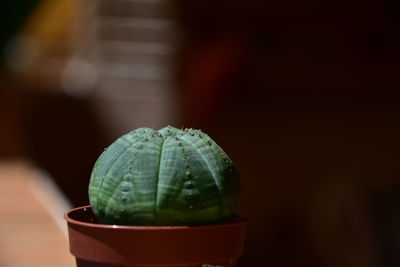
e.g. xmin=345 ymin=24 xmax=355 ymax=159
xmin=2 ymin=0 xmax=400 ymax=266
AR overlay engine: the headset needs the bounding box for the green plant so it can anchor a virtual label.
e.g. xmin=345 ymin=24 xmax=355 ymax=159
xmin=89 ymin=126 xmax=240 ymax=226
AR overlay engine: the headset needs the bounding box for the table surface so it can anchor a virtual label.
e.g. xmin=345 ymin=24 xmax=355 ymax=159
xmin=0 ymin=161 xmax=75 ymax=267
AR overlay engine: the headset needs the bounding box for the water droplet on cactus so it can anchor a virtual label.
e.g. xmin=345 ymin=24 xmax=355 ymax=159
xmin=121 ymin=181 xmax=132 ymax=192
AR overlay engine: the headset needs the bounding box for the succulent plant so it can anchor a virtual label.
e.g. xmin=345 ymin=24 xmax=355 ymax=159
xmin=88 ymin=126 xmax=240 ymax=226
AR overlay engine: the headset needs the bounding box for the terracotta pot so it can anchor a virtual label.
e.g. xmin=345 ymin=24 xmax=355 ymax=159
xmin=64 ymin=206 xmax=248 ymax=267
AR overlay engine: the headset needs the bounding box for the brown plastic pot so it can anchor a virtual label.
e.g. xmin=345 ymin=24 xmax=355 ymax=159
xmin=64 ymin=206 xmax=248 ymax=267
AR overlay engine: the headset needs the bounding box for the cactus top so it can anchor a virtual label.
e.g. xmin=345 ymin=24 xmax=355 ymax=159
xmin=89 ymin=126 xmax=240 ymax=226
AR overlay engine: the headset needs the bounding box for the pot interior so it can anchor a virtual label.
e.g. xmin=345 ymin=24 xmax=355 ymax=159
xmin=67 ymin=206 xmax=100 ymax=224
xmin=66 ymin=205 xmax=247 ymax=228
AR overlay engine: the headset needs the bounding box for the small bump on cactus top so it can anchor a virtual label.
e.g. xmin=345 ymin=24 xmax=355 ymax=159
xmin=89 ymin=126 xmax=240 ymax=226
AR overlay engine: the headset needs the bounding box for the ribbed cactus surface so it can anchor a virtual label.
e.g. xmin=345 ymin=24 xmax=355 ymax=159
xmin=89 ymin=126 xmax=240 ymax=225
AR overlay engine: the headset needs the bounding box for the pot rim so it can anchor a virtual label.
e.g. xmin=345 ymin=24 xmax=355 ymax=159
xmin=64 ymin=205 xmax=248 ymax=230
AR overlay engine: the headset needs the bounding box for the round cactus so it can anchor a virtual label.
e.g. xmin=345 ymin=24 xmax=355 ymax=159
xmin=88 ymin=126 xmax=240 ymax=226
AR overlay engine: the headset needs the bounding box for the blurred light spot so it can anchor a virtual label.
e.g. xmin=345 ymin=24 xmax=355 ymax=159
xmin=61 ymin=59 xmax=98 ymax=98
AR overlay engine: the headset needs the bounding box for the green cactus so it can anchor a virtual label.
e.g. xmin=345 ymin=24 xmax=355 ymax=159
xmin=88 ymin=126 xmax=240 ymax=226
